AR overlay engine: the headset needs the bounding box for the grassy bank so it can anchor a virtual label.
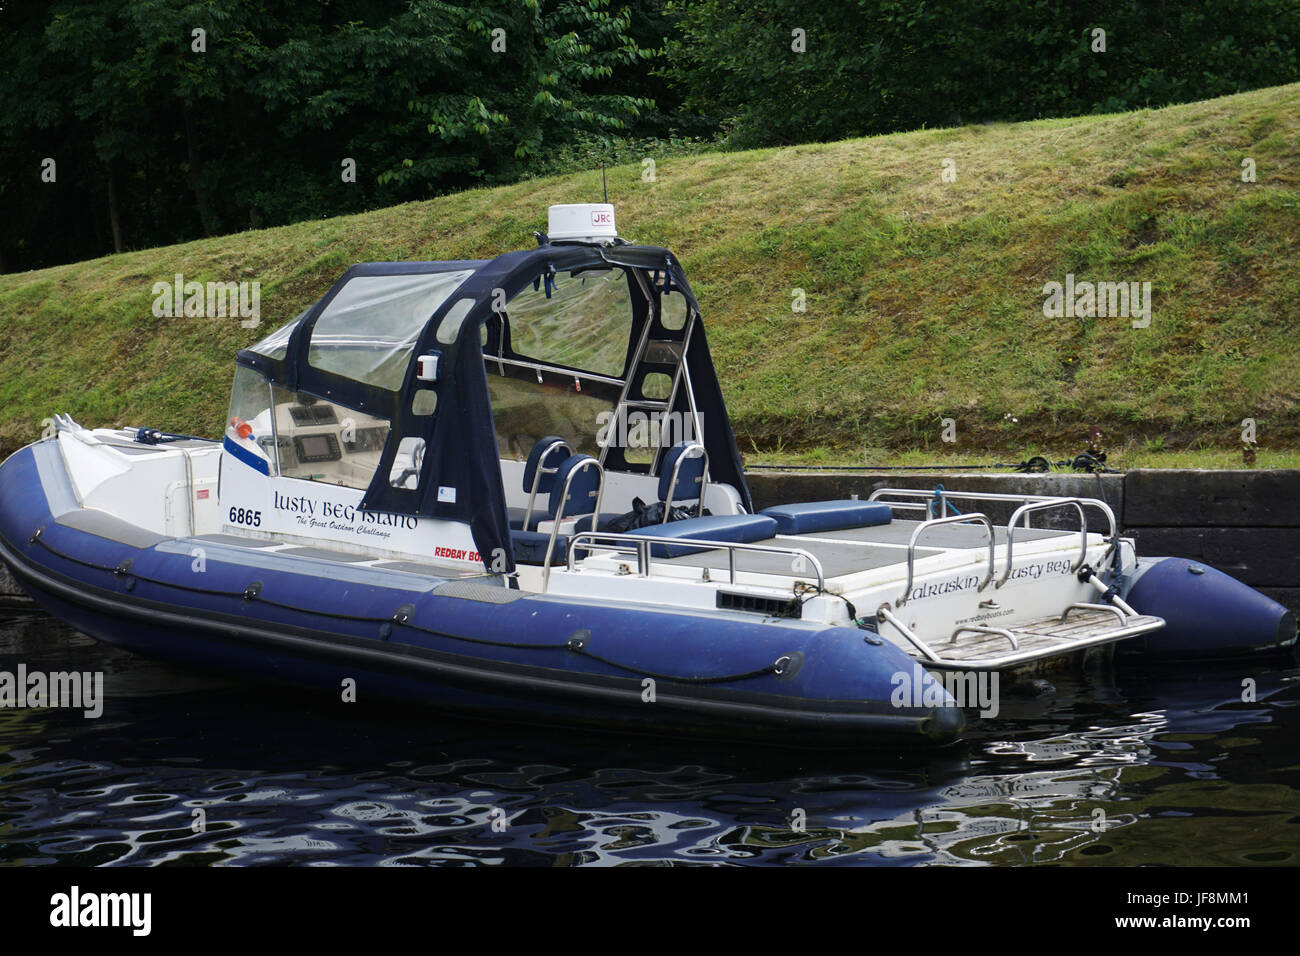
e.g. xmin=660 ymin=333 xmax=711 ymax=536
xmin=2 ymin=83 xmax=1297 ymax=463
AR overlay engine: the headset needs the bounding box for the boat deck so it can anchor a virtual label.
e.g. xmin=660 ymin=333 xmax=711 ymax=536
xmin=651 ymin=519 xmax=1070 ymax=580
xmin=187 ymin=533 xmax=461 ymax=580
xmin=193 ymin=515 xmax=1073 ymax=583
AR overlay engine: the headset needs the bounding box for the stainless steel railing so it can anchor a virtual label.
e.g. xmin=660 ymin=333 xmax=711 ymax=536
xmin=869 ymin=488 xmax=1119 ymax=594
xmin=868 ymin=487 xmax=1117 ymax=537
xmin=996 ymin=498 xmax=1089 ymax=587
xmin=562 ymin=531 xmax=826 ymax=592
xmin=895 ymin=512 xmax=996 ymax=607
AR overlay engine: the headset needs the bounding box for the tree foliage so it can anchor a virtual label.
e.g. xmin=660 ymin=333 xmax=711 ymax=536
xmin=2 ymin=0 xmax=1296 ymax=271
xmin=663 ymin=0 xmax=1300 ymax=147
xmin=0 ymin=0 xmax=657 ymax=270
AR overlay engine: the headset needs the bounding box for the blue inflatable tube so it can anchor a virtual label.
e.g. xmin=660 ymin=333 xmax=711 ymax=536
xmin=1120 ymin=555 xmax=1296 ymax=659
xmin=0 ymin=443 xmax=964 ymax=749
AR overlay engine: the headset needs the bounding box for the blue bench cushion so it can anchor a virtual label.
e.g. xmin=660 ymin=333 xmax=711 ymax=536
xmin=760 ymin=500 xmax=892 ymax=535
xmin=626 ymin=513 xmax=778 ymax=558
xmin=521 ymin=513 xmax=622 ymax=535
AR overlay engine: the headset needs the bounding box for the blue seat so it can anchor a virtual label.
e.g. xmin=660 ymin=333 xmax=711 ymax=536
xmin=625 ymin=513 xmax=777 ymax=558
xmin=507 ymin=506 xmax=544 ymax=530
xmin=510 ymin=453 xmax=603 ymax=565
xmin=511 ymin=436 xmax=571 ymax=530
xmin=760 ymin=500 xmax=892 ymax=535
xmin=658 ymin=441 xmax=708 ymax=519
xmin=549 ymin=453 xmax=602 ymax=519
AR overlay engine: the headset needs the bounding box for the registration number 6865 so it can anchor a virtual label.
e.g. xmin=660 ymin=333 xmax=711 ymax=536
xmin=228 ymin=507 xmax=262 ymax=527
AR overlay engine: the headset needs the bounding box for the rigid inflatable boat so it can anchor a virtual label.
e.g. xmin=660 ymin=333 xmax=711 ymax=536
xmin=0 ymin=204 xmax=1293 ymax=747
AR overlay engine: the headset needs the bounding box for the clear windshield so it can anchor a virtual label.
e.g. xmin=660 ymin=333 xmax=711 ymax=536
xmin=504 ymin=267 xmax=633 ymax=377
xmin=487 ymin=375 xmax=618 ymax=460
xmin=482 ymin=266 xmax=638 ymax=461
xmin=307 ymin=270 xmax=474 ymax=390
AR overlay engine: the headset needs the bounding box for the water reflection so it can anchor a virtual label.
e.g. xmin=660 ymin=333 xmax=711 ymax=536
xmin=1 ymin=612 xmax=1296 ymax=866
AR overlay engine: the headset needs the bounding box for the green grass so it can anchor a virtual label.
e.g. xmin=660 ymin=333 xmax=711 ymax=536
xmin=3 ymin=83 xmax=1298 ymax=466
xmin=742 ymin=446 xmax=1300 ymax=471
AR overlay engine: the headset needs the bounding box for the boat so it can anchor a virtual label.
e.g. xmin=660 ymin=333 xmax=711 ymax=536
xmin=0 ymin=203 xmax=1294 ymax=748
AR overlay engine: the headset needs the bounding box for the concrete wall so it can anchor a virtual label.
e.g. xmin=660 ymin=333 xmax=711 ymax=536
xmin=746 ymin=469 xmax=1300 ymax=612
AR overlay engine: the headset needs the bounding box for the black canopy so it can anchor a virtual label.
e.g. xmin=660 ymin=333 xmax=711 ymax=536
xmin=236 ymin=241 xmax=752 ymax=573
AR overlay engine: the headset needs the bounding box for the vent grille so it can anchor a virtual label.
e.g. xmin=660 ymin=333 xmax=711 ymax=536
xmin=716 ymin=591 xmax=801 ymax=618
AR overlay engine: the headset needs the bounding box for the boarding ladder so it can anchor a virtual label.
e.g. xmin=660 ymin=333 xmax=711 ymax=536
xmin=598 ymin=270 xmax=701 ymax=475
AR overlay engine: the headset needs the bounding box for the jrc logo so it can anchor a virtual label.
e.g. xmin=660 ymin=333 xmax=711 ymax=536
xmin=591 ymin=210 xmax=613 ymax=226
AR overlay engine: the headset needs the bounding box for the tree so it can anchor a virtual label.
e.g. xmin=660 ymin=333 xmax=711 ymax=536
xmin=662 ymin=0 xmax=1300 ymax=148
xmin=0 ymin=0 xmax=656 ymax=270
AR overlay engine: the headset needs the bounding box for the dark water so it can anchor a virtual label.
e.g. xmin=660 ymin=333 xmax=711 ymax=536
xmin=1 ymin=610 xmax=1297 ymax=867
